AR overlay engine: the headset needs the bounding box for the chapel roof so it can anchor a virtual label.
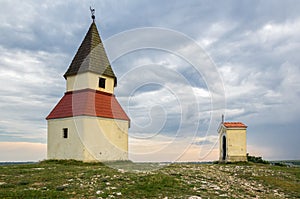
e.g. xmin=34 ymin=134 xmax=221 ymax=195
xmin=46 ymin=89 xmax=129 ymax=121
xmin=223 ymin=122 xmax=247 ymax=128
xmin=63 ymin=22 xmax=117 ymax=86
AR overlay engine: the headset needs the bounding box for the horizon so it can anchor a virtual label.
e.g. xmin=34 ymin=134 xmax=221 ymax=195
xmin=1 ymin=159 xmax=300 ymax=164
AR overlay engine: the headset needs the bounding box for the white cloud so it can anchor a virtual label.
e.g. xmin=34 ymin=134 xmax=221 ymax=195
xmin=0 ymin=46 xmax=66 ymax=142
xmin=192 ymin=87 xmax=210 ymax=98
xmin=255 ymin=19 xmax=300 ymax=48
xmin=198 ymin=21 xmax=238 ymax=48
xmin=218 ymin=60 xmax=300 ymax=125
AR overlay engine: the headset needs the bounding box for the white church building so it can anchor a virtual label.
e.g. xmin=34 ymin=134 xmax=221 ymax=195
xmin=218 ymin=120 xmax=248 ymax=162
xmin=46 ymin=16 xmax=130 ymax=162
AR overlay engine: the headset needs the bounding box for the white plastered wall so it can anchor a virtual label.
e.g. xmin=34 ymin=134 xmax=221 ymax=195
xmin=66 ymin=72 xmax=115 ymax=94
xmin=47 ymin=116 xmax=128 ymax=162
xmin=218 ymin=125 xmax=247 ymax=162
xmin=226 ymin=128 xmax=247 ymax=160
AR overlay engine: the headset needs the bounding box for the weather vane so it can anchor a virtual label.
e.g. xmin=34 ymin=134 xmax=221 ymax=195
xmin=90 ymin=6 xmax=95 ymax=21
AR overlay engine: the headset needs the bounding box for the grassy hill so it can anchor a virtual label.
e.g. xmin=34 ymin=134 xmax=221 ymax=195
xmin=0 ymin=160 xmax=299 ymax=198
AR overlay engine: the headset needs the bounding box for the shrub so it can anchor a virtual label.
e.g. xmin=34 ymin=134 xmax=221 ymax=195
xmin=246 ymin=154 xmax=269 ymax=164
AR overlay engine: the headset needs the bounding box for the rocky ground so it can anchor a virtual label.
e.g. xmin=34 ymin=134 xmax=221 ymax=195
xmin=0 ymin=160 xmax=299 ymax=198
xmin=167 ymin=164 xmax=296 ymax=198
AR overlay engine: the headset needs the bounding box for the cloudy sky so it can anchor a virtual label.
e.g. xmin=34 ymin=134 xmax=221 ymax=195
xmin=0 ymin=0 xmax=299 ymax=162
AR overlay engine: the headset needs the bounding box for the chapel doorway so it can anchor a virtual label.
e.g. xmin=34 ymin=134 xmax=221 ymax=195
xmin=222 ymin=135 xmax=226 ymax=161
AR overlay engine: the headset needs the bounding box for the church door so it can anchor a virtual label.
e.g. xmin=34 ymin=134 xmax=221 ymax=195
xmin=222 ymin=135 xmax=226 ymax=161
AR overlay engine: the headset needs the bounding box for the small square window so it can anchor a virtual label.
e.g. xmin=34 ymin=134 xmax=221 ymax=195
xmin=63 ymin=128 xmax=68 ymax=138
xmin=99 ymin=77 xmax=106 ymax=88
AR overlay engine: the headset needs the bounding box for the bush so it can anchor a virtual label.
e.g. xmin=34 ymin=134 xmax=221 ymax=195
xmin=273 ymin=162 xmax=286 ymax=167
xmin=247 ymin=154 xmax=269 ymax=164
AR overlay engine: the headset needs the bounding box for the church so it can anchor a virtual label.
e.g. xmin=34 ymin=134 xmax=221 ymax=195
xmin=218 ymin=118 xmax=248 ymax=163
xmin=46 ymin=14 xmax=130 ymax=162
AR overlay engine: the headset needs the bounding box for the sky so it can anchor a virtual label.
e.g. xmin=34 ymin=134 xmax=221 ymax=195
xmin=0 ymin=0 xmax=299 ymax=162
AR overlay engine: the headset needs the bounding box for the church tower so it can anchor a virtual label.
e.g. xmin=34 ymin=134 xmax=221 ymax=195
xmin=46 ymin=14 xmax=130 ymax=162
xmin=218 ymin=118 xmax=247 ymax=162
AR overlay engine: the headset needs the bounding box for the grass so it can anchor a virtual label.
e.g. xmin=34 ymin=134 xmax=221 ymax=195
xmin=0 ymin=160 xmax=299 ymax=198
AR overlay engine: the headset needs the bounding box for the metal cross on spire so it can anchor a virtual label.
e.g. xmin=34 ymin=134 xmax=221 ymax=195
xmin=90 ymin=6 xmax=95 ymax=22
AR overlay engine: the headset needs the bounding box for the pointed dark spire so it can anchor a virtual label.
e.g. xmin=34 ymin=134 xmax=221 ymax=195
xmin=64 ymin=19 xmax=117 ymax=86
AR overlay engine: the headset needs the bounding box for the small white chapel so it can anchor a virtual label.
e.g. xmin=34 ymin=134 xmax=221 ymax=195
xmin=218 ymin=116 xmax=248 ymax=162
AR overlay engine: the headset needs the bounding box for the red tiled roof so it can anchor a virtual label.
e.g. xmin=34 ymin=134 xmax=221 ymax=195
xmin=223 ymin=122 xmax=247 ymax=128
xmin=46 ymin=89 xmax=129 ymax=121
